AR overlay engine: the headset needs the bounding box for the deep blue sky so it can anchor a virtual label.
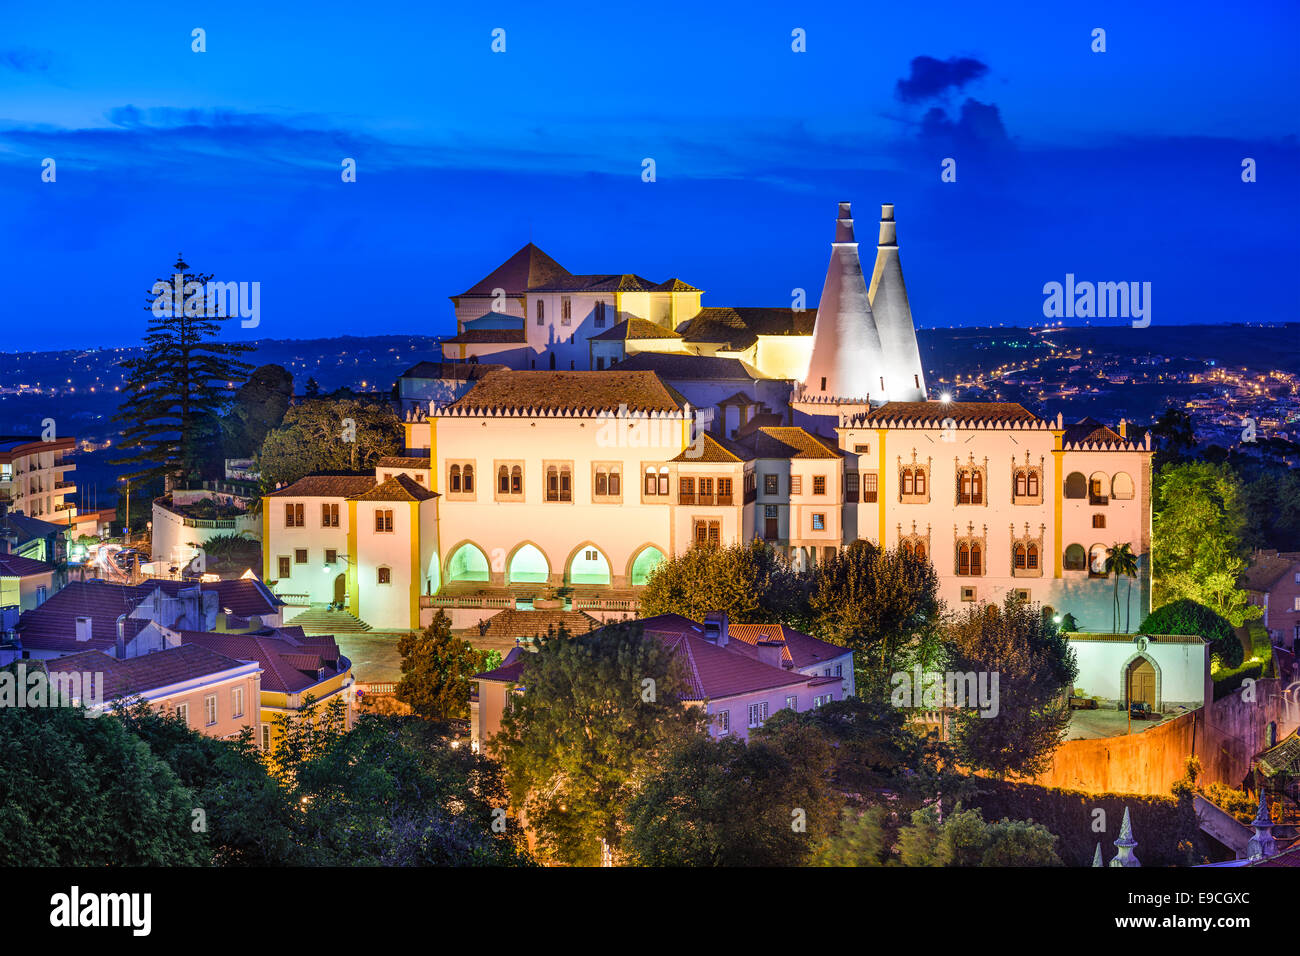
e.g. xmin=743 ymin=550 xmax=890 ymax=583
xmin=1 ymin=0 xmax=1296 ymax=351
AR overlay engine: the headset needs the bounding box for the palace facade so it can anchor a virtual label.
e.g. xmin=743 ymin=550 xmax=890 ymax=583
xmin=263 ymin=202 xmax=1152 ymax=633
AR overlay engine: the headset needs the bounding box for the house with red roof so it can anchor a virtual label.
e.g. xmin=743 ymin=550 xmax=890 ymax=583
xmin=0 ymin=552 xmax=58 ymax=612
xmin=470 ymin=610 xmax=849 ymax=749
xmin=45 ymin=644 xmax=261 ymax=740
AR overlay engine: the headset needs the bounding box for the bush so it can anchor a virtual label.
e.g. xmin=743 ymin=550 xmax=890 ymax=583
xmin=1140 ymin=599 xmax=1241 ymax=669
xmin=963 ymin=779 xmax=1206 ymax=866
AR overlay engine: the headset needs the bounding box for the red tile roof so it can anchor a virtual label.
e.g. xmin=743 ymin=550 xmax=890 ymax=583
xmin=181 ymin=629 xmax=348 ymax=694
xmin=47 ymin=645 xmax=254 ymax=701
xmin=442 ymin=328 xmax=528 ymax=345
xmin=588 ymin=319 xmax=682 ymax=342
xmin=732 ymin=426 xmax=841 ymax=460
xmin=0 ymin=553 xmax=54 ymax=577
xmin=350 ymin=473 xmax=438 ymax=502
xmin=454 ymin=243 xmax=572 ymax=298
xmin=445 ymin=370 xmax=686 ymax=415
xmin=266 ymin=475 xmax=377 ymax=498
xmin=16 ymin=579 xmax=282 ymax=654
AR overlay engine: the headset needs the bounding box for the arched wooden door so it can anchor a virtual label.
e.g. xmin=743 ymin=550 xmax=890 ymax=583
xmin=1127 ymin=658 xmax=1156 ymax=709
xmin=333 ymin=573 xmax=346 ymax=605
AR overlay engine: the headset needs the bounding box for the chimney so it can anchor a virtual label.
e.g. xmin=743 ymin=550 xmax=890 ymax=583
xmin=834 ymin=201 xmax=855 ymax=244
xmin=75 ymin=616 xmax=92 ymax=642
xmin=755 ymin=639 xmax=785 ymax=669
xmin=878 ymin=203 xmax=897 ymax=247
xmin=115 ymin=614 xmax=127 ymax=660
xmin=1118 ymin=418 xmax=1127 ymax=439
xmin=703 ymin=611 xmax=729 ymax=647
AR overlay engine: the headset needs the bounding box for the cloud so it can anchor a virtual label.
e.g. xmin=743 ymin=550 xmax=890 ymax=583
xmin=0 ymin=47 xmax=52 ymax=73
xmin=919 ymin=98 xmax=1011 ymax=149
xmin=895 ymin=55 xmax=989 ymax=103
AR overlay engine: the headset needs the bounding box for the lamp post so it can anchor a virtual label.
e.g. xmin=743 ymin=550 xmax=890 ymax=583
xmin=118 ymin=476 xmax=130 ymax=543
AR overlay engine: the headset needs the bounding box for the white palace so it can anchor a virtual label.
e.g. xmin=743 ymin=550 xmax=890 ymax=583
xmin=264 ymin=203 xmax=1152 ymax=634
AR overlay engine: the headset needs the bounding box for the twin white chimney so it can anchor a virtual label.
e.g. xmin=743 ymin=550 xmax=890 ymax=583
xmin=703 ymin=611 xmax=729 ymax=647
xmin=75 ymin=617 xmax=92 ymax=642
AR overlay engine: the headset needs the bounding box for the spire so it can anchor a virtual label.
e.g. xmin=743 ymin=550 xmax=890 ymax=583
xmin=1247 ymin=791 xmax=1278 ymax=861
xmin=1108 ymin=807 xmax=1140 ymax=867
xmin=868 ymin=203 xmax=928 ymax=402
xmin=803 ymin=201 xmax=887 ymax=402
xmin=1092 ymin=842 xmax=1103 ymax=867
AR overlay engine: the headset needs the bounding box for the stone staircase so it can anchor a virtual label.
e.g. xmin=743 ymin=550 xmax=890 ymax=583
xmin=286 ymin=605 xmax=373 ymax=635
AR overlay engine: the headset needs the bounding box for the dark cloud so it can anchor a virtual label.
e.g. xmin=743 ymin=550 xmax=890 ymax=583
xmin=919 ymin=98 xmax=1011 ymax=149
xmin=896 ymin=55 xmax=989 ymax=103
xmin=0 ymin=47 xmax=52 ymax=73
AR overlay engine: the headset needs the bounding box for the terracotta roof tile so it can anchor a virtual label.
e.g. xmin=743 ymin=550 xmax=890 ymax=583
xmin=610 ymin=352 xmax=763 ymax=381
xmin=442 ymin=328 xmax=527 ymax=345
xmin=476 ymin=607 xmax=600 ymax=643
xmin=47 ymin=644 xmax=254 ymax=701
xmin=350 ymin=473 xmax=438 ymax=502
xmin=376 ymin=457 xmax=430 ymax=469
xmin=454 ymin=243 xmax=572 ymax=298
xmin=0 ymin=553 xmax=54 ymax=577
xmin=589 ymin=319 xmax=682 ymax=342
xmin=266 ymin=475 xmax=376 ymax=498
xmin=181 ymin=629 xmax=348 ymax=694
xmin=732 ymin=426 xmax=841 ymax=460
xmin=445 ymin=370 xmax=685 ymax=415
xmin=860 ymin=401 xmax=1042 ymax=427
xmin=671 ymin=433 xmax=746 ymax=463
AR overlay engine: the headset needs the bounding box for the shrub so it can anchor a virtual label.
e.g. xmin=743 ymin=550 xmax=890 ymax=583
xmin=1140 ymin=599 xmax=1241 ymax=669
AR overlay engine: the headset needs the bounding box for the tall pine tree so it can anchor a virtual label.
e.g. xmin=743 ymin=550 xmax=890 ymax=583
xmin=112 ymin=255 xmax=253 ymax=487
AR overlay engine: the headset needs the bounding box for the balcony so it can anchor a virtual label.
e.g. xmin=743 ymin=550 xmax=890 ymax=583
xmin=678 ymin=492 xmax=734 ymax=506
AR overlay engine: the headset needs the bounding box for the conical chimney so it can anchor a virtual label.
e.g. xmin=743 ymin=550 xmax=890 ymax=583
xmin=803 ymin=201 xmax=887 ymax=402
xmin=868 ymin=203 xmax=928 ymax=402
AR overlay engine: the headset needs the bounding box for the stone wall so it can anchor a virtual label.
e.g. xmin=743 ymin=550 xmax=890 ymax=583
xmin=1029 ymin=678 xmax=1300 ymax=795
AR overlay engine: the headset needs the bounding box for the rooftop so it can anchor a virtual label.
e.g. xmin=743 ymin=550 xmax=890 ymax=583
xmin=444 ymin=369 xmax=686 ymax=416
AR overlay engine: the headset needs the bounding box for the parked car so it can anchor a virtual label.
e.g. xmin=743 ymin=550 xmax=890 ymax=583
xmin=1129 ymin=701 xmax=1154 ymax=720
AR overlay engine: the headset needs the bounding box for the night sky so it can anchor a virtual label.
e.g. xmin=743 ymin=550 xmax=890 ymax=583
xmin=1 ymin=0 xmax=1296 ymax=352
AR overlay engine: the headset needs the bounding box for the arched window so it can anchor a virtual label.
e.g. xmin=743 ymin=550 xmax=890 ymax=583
xmin=657 ymin=466 xmax=670 ymax=496
xmin=1064 ymin=472 xmax=1087 ymax=498
xmin=498 ymin=465 xmax=509 ymax=494
xmin=546 ymin=466 xmax=559 ymax=501
xmin=1112 ymin=472 xmax=1134 ymax=500
xmin=1089 ymin=472 xmax=1109 ymax=503
xmin=957 ymin=467 xmax=983 ymax=504
xmin=970 ymin=542 xmax=983 ymax=575
xmin=1015 ymin=470 xmax=1027 ymax=497
xmin=596 ymin=470 xmax=608 ymax=496
xmin=902 ymin=468 xmax=915 ymax=495
xmin=1014 ymin=543 xmax=1027 ymax=569
xmin=644 ymin=466 xmax=658 ymax=496
xmin=1064 ymin=543 xmax=1087 ymax=570
xmin=915 ymin=468 xmax=927 ymax=495
xmin=377 ymin=566 xmax=391 ymax=585
xmin=463 ymin=465 xmax=474 ymax=493
xmin=901 ymin=540 xmax=914 ymax=557
xmin=915 ymin=540 xmax=926 ymax=560
xmin=510 ymin=465 xmax=522 ymax=495
xmin=1089 ymin=544 xmax=1108 ymax=576
xmin=449 ymin=465 xmax=461 ymax=493
xmin=957 ymin=542 xmax=970 ymax=575
xmin=1027 ymin=470 xmax=1040 ymax=497
xmin=609 ymin=468 xmax=621 ymax=495
xmin=1027 ymin=543 xmax=1039 ymax=569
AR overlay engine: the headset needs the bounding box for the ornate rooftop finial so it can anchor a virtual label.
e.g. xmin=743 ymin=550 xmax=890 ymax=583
xmin=174 ymin=253 xmax=188 ymax=272
xmin=1247 ymin=791 xmax=1278 ymax=861
xmin=1109 ymin=807 xmax=1140 ymax=867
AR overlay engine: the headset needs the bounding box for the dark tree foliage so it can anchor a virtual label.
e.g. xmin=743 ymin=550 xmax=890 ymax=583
xmin=491 ymin=622 xmax=702 ymax=865
xmin=112 ymin=255 xmax=253 ymax=486
xmin=258 ymin=397 xmax=403 ymax=491
xmin=396 ymin=610 xmax=488 ymax=721
xmin=1139 ymin=599 xmax=1241 ymax=669
xmin=1149 ymin=405 xmax=1196 ymax=468
xmin=942 ymin=596 xmax=1077 ymax=779
xmin=625 ymin=730 xmax=840 ymax=866
xmin=808 ymin=539 xmax=941 ymax=683
xmin=223 ymin=364 xmax=294 ymax=459
xmin=639 ymin=539 xmax=807 ymax=625
xmin=0 ymin=702 xmax=206 ymax=865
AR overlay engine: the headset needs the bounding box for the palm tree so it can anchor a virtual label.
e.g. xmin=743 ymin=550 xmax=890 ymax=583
xmin=1105 ymin=543 xmax=1140 ymax=633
